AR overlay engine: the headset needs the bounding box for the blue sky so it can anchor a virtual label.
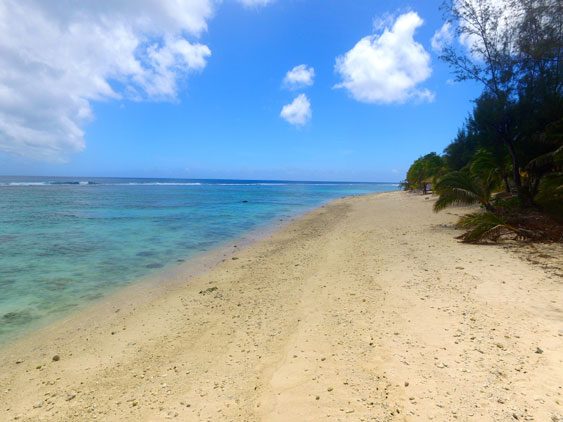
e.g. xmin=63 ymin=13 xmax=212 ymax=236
xmin=0 ymin=0 xmax=481 ymax=182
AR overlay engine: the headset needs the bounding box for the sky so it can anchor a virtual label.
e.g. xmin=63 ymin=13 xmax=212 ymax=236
xmin=0 ymin=0 xmax=482 ymax=182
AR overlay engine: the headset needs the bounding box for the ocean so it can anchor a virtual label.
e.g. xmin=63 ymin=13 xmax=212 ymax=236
xmin=0 ymin=176 xmax=398 ymax=343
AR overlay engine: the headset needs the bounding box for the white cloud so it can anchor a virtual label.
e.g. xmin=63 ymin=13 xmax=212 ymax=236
xmin=280 ymin=94 xmax=311 ymax=127
xmin=0 ymin=0 xmax=214 ymax=161
xmin=334 ymin=11 xmax=433 ymax=104
xmin=431 ymin=22 xmax=453 ymax=52
xmin=372 ymin=12 xmax=396 ymax=32
xmin=236 ymin=0 xmax=273 ymax=6
xmin=283 ymin=64 xmax=315 ymax=89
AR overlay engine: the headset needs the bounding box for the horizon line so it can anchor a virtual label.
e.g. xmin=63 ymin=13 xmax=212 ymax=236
xmin=0 ymin=175 xmax=401 ymax=185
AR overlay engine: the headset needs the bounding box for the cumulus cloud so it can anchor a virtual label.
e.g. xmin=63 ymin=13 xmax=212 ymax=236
xmin=372 ymin=12 xmax=396 ymax=32
xmin=334 ymin=11 xmax=433 ymax=104
xmin=280 ymin=94 xmax=311 ymax=127
xmin=283 ymin=64 xmax=315 ymax=89
xmin=0 ymin=0 xmax=214 ymax=161
xmin=431 ymin=22 xmax=454 ymax=52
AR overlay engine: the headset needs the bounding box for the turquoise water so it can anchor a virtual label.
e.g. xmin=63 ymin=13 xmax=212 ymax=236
xmin=0 ymin=177 xmax=398 ymax=343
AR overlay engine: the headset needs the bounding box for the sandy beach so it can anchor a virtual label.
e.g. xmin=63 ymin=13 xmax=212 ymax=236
xmin=1 ymin=191 xmax=562 ymax=421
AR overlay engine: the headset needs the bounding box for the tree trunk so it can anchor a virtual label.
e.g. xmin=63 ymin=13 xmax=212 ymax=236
xmin=504 ymin=138 xmax=521 ymax=189
xmin=503 ymin=175 xmax=510 ymax=193
xmin=504 ymin=137 xmax=534 ymax=207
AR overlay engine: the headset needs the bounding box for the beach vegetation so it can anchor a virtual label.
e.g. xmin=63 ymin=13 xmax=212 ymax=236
xmin=404 ymin=0 xmax=563 ymax=242
xmin=534 ymin=171 xmax=563 ymax=216
xmin=455 ymin=211 xmax=544 ymax=242
xmin=439 ymin=0 xmax=563 ymax=206
xmin=456 ymin=211 xmax=514 ymax=242
xmin=470 ymin=148 xmax=512 ymax=192
xmin=404 ymin=152 xmax=446 ymax=190
xmin=433 ymin=170 xmax=498 ymax=212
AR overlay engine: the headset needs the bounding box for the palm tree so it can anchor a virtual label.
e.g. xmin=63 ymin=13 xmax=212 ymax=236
xmin=434 ymin=169 xmax=546 ymax=242
xmin=433 ymin=170 xmax=498 ymax=213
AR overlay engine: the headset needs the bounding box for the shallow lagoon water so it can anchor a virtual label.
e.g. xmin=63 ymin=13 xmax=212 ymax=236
xmin=0 ymin=177 xmax=398 ymax=343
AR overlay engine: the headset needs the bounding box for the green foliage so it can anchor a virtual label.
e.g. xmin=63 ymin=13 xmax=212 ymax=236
xmin=405 ymin=152 xmax=445 ymax=190
xmin=455 ymin=210 xmax=547 ymax=243
xmin=471 ymin=148 xmax=512 ymax=191
xmin=433 ymin=171 xmax=498 ymax=212
xmin=535 ymin=172 xmax=563 ymax=216
xmin=491 ymin=195 xmax=521 ymax=212
xmin=526 ymin=144 xmax=563 ymax=175
xmin=455 ymin=211 xmax=513 ymax=243
xmin=403 ymin=0 xmax=562 ymax=216
xmin=525 ymin=143 xmax=563 ymax=197
xmin=443 ymin=127 xmax=479 ymax=171
xmin=438 ymin=0 xmax=563 ymax=203
xmin=398 ymin=180 xmax=409 ymax=191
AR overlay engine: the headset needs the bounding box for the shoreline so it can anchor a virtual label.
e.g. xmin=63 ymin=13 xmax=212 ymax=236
xmin=0 ymin=192 xmax=362 ymax=348
xmin=1 ymin=191 xmax=561 ymax=421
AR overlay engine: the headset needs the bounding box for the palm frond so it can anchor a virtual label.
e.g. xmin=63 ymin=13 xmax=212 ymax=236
xmin=479 ymin=225 xmax=511 ymax=241
xmin=456 ymin=211 xmax=507 ymax=229
xmin=433 ymin=171 xmax=487 ymax=212
xmin=434 ymin=190 xmax=480 ymax=211
xmin=455 ymin=211 xmax=545 ymax=242
xmin=526 ymin=145 xmax=563 ymax=174
xmin=537 ymin=172 xmax=563 ymax=196
xmin=455 ymin=211 xmax=513 ymax=242
xmin=535 ymin=172 xmax=563 ymax=214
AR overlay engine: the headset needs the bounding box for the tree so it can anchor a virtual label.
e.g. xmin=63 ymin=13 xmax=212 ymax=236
xmin=515 ymin=0 xmax=563 ymax=91
xmin=443 ymin=126 xmax=479 ymax=171
xmin=441 ymin=0 xmax=524 ymax=196
xmin=405 ymin=153 xmax=445 ymax=189
xmin=440 ymin=0 xmax=563 ymax=204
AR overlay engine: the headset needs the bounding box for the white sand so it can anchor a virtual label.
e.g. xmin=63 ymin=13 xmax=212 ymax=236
xmin=1 ymin=191 xmax=562 ymax=421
